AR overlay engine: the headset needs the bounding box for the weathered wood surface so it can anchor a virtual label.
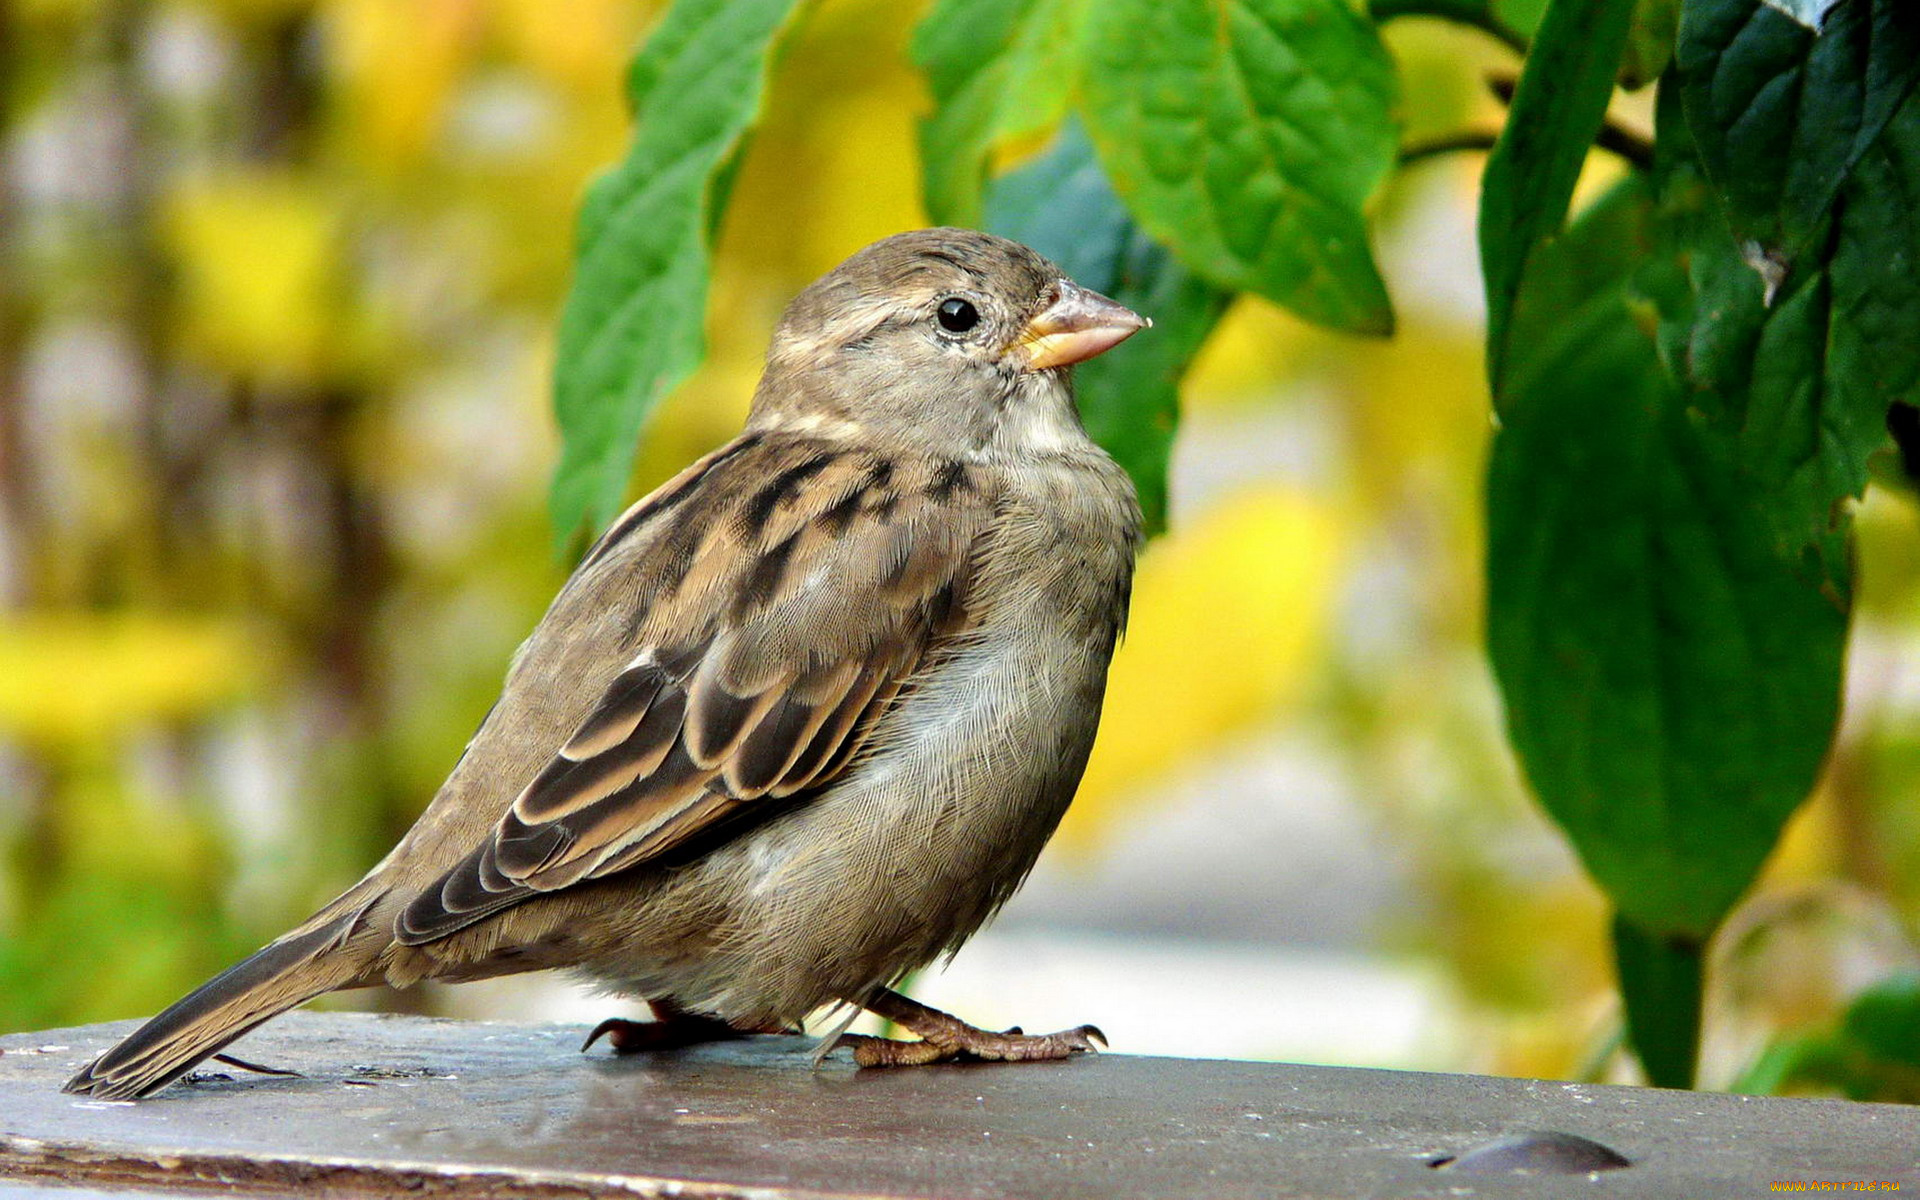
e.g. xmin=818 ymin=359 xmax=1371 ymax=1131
xmin=0 ymin=1012 xmax=1914 ymax=1198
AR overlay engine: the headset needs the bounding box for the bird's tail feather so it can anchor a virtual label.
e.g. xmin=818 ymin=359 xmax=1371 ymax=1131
xmin=63 ymin=902 xmax=377 ymax=1101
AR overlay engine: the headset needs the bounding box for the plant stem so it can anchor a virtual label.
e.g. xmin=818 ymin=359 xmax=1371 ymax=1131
xmin=1399 ymin=130 xmax=1501 ymax=166
xmin=1485 ymin=75 xmax=1655 ymax=171
xmin=1370 ymin=0 xmax=1529 ymax=57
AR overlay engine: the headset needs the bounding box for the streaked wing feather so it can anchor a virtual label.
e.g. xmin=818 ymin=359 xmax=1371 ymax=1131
xmin=394 ymin=439 xmax=987 ymax=946
xmin=778 ymin=667 xmax=896 ymax=796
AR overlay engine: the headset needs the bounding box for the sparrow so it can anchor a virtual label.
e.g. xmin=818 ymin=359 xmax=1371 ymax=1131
xmin=66 ymin=227 xmax=1147 ymax=1100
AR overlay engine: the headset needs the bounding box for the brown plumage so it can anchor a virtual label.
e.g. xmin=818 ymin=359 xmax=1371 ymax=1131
xmin=66 ymin=228 xmax=1146 ymax=1099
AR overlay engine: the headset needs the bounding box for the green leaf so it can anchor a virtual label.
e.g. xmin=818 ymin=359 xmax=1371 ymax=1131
xmin=1732 ymin=1031 xmax=1827 ymax=1095
xmin=984 ymin=122 xmax=1232 ymax=533
xmin=1498 ymin=177 xmax=1659 ymax=412
xmin=1495 ymin=0 xmax=1549 ymax=38
xmin=1842 ymin=972 xmax=1920 ymax=1071
xmin=1613 ymin=917 xmax=1704 ymax=1088
xmin=1620 ymin=0 xmax=1680 ymax=89
xmin=1079 ymin=0 xmax=1398 ymax=335
xmin=1641 ymin=90 xmax=1920 ymax=559
xmin=1737 ymin=972 xmax=1920 ymax=1101
xmin=1829 ymin=97 xmax=1920 ymax=420
xmin=912 ymin=0 xmax=1088 ymax=227
xmin=1677 ymin=0 xmax=1920 ymax=268
xmin=549 ymin=0 xmax=807 ymax=545
xmin=1479 ymin=0 xmax=1636 ymax=389
xmin=1486 ymin=182 xmax=1850 ymax=940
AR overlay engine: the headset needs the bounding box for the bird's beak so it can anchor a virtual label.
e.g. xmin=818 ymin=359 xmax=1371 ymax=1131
xmin=1015 ymin=281 xmax=1149 ymax=372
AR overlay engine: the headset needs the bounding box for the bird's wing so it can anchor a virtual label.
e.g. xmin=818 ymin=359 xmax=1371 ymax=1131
xmin=395 ymin=436 xmax=992 ymax=944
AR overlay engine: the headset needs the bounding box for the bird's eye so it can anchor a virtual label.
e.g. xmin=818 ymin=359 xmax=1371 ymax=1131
xmin=936 ymin=297 xmax=980 ymax=334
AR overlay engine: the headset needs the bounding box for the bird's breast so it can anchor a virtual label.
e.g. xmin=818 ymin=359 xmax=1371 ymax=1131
xmin=576 ymin=453 xmax=1140 ymax=1023
xmin=748 ymin=458 xmax=1137 ymax=953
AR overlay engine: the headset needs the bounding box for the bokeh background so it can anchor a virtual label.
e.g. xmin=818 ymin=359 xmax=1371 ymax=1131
xmin=5 ymin=0 xmax=1920 ymax=1088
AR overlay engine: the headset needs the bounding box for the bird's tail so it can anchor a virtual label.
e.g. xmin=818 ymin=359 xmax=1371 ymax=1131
xmin=63 ymin=897 xmax=380 ymax=1100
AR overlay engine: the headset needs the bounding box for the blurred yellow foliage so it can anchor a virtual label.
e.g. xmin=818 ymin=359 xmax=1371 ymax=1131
xmin=10 ymin=0 xmax=104 ymax=24
xmin=712 ymin=0 xmax=929 ymax=286
xmin=492 ymin=0 xmax=638 ymax=86
xmin=1183 ymin=298 xmax=1316 ymax=410
xmin=163 ymin=170 xmax=345 ymax=385
xmin=1059 ymin=485 xmax=1345 ymax=850
xmin=1853 ymin=487 xmax=1920 ymax=618
xmin=0 ymin=614 xmax=266 ymax=742
xmin=325 ymin=0 xmax=476 ymax=168
xmin=190 ymin=0 xmax=312 ymax=25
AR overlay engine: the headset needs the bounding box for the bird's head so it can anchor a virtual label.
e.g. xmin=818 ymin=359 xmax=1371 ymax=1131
xmin=750 ymin=228 xmax=1146 ymax=456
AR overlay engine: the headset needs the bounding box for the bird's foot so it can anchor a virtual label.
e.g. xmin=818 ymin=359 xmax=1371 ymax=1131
xmin=836 ymin=986 xmax=1105 ymax=1067
xmin=581 ymin=1010 xmax=746 ymax=1055
xmin=836 ymin=1024 xmax=1105 ymax=1066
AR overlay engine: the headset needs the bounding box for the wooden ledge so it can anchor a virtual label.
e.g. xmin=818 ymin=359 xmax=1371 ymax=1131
xmin=1 ymin=1012 xmax=1913 ymax=1198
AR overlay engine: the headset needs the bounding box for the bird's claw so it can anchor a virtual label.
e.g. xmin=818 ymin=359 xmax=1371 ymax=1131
xmin=581 ymin=1017 xmax=634 ymax=1053
xmin=582 ymin=1013 xmax=748 ymax=1055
